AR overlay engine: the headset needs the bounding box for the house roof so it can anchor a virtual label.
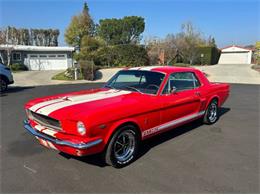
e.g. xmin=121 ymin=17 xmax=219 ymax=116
xmin=220 ymin=45 xmax=252 ymax=52
xmin=0 ymin=44 xmax=75 ymax=52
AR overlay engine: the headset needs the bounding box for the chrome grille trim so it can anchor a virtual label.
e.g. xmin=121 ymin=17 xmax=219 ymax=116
xmin=29 ymin=110 xmax=62 ymax=131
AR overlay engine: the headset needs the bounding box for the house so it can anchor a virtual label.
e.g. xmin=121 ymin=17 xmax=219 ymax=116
xmin=0 ymin=44 xmax=75 ymax=70
xmin=218 ymin=45 xmax=252 ymax=64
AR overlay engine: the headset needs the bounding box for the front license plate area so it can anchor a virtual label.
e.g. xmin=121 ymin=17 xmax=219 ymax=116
xmin=36 ymin=137 xmax=57 ymax=150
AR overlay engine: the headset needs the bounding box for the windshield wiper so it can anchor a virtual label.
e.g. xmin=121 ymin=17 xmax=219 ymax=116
xmin=124 ymin=86 xmax=142 ymax=93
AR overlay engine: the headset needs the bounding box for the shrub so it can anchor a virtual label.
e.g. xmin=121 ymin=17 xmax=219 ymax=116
xmin=10 ymin=63 xmax=28 ymax=71
xmin=92 ymin=44 xmax=149 ymax=67
xmin=79 ymin=60 xmax=99 ymax=81
xmin=113 ymin=44 xmax=149 ymax=67
xmin=196 ymin=47 xmax=221 ymax=65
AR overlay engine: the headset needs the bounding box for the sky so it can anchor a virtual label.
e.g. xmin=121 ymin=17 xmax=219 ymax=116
xmin=0 ymin=0 xmax=259 ymax=48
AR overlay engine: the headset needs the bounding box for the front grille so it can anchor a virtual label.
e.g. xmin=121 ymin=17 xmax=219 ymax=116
xmin=29 ymin=110 xmax=61 ymax=130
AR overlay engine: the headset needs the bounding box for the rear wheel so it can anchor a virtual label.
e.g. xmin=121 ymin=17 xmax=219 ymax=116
xmin=203 ymin=99 xmax=219 ymax=124
xmin=105 ymin=125 xmax=139 ymax=168
xmin=0 ymin=77 xmax=8 ymax=92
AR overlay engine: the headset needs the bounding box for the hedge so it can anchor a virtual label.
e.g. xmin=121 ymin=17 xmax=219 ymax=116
xmin=10 ymin=63 xmax=28 ymax=71
xmin=196 ymin=46 xmax=221 ymax=65
xmin=93 ymin=44 xmax=149 ymax=67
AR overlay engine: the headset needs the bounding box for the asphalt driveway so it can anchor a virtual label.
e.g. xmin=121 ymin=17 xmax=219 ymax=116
xmin=0 ymin=83 xmax=259 ymax=193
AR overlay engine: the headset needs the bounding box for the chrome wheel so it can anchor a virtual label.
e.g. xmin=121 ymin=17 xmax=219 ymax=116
xmin=208 ymin=102 xmax=218 ymax=123
xmin=113 ymin=130 xmax=136 ymax=162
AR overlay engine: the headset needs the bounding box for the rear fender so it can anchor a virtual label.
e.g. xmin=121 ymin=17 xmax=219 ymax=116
xmin=206 ymin=95 xmax=220 ymax=108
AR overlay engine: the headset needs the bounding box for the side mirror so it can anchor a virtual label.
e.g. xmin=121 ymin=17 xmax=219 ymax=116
xmin=170 ymin=86 xmax=177 ymax=94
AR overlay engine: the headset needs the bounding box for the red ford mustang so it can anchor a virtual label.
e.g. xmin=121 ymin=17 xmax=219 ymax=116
xmin=24 ymin=66 xmax=229 ymax=168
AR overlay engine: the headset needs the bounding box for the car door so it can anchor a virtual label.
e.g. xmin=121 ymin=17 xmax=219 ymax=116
xmin=159 ymin=72 xmax=202 ymax=126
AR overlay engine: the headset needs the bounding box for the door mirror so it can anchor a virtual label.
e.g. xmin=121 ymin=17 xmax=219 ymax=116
xmin=170 ymin=86 xmax=177 ymax=94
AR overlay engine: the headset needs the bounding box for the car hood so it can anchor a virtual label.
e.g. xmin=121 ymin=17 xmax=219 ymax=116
xmin=26 ymin=88 xmax=153 ymax=122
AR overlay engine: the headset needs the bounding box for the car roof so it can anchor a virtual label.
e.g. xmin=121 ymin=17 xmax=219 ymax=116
xmin=126 ymin=66 xmax=197 ymax=74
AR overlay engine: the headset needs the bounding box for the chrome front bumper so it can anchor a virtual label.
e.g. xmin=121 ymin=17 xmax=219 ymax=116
xmin=23 ymin=120 xmax=102 ymax=149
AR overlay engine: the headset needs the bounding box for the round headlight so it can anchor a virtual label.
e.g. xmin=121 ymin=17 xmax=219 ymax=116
xmin=77 ymin=121 xmax=86 ymax=135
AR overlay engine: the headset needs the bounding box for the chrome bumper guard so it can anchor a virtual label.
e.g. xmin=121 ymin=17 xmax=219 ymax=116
xmin=24 ymin=120 xmax=102 ymax=149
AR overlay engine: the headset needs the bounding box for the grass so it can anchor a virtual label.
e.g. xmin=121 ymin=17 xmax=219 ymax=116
xmin=52 ymin=70 xmax=83 ymax=81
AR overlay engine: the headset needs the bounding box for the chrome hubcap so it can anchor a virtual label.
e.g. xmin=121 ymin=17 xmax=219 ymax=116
xmin=208 ymin=103 xmax=217 ymax=122
xmin=113 ymin=130 xmax=135 ymax=162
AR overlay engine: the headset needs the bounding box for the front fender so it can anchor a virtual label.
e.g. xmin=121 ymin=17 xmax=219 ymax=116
xmin=104 ymin=118 xmax=141 ymax=144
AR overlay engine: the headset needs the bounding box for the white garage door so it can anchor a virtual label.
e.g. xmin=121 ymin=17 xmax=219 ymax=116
xmin=28 ymin=54 xmax=69 ymax=70
xmin=218 ymin=52 xmax=249 ymax=64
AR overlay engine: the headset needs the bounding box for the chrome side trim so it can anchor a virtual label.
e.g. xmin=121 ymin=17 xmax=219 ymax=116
xmin=24 ymin=120 xmax=102 ymax=149
xmin=142 ymin=111 xmax=205 ymax=137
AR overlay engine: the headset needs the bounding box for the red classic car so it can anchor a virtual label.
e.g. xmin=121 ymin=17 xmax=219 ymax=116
xmin=24 ymin=66 xmax=229 ymax=168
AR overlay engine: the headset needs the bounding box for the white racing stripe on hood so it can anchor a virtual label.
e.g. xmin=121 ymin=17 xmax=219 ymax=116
xmin=30 ymin=98 xmax=65 ymax=112
xmin=36 ymin=89 xmax=131 ymax=116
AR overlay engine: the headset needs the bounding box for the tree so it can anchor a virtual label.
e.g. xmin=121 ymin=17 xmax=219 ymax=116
xmin=75 ymin=35 xmax=103 ymax=61
xmin=0 ymin=28 xmax=14 ymax=66
xmin=65 ymin=2 xmax=95 ymax=48
xmin=97 ymin=16 xmax=145 ymax=45
xmin=208 ymin=35 xmax=216 ymax=47
xmin=145 ymin=22 xmax=215 ymax=65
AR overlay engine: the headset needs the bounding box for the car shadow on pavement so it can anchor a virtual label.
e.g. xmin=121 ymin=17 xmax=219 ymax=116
xmin=59 ymin=107 xmax=230 ymax=168
xmin=0 ymin=86 xmax=34 ymax=97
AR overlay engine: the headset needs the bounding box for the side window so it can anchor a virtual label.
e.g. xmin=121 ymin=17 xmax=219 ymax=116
xmin=162 ymin=72 xmax=200 ymax=94
xmin=12 ymin=52 xmax=21 ymax=61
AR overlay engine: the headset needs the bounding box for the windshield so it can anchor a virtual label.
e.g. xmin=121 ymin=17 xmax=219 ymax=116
xmin=105 ymin=70 xmax=165 ymax=95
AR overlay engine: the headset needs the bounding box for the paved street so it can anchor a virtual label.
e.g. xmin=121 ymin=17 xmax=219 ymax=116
xmin=0 ymin=83 xmax=259 ymax=193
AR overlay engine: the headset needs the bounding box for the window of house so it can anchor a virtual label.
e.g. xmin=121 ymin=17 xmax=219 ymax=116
xmin=48 ymin=54 xmax=56 ymax=58
xmin=29 ymin=54 xmax=38 ymax=58
xmin=39 ymin=55 xmax=47 ymax=58
xmin=12 ymin=52 xmax=21 ymax=61
xmin=162 ymin=72 xmax=200 ymax=94
xmin=57 ymin=54 xmax=66 ymax=58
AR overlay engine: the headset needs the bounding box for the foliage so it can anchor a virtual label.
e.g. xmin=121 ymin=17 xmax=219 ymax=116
xmin=10 ymin=63 xmax=28 ymax=71
xmin=79 ymin=60 xmax=99 ymax=80
xmin=97 ymin=16 xmax=145 ymax=45
xmin=255 ymin=41 xmax=260 ymax=65
xmin=75 ymin=36 xmax=104 ymax=61
xmin=145 ymin=22 xmax=217 ymax=65
xmin=112 ymin=44 xmax=149 ymax=67
xmin=52 ymin=68 xmax=83 ymax=80
xmin=65 ymin=2 xmax=95 ymax=48
xmin=91 ymin=44 xmax=149 ymax=67
xmin=0 ymin=26 xmax=59 ymax=46
xmin=196 ymin=46 xmax=220 ymax=65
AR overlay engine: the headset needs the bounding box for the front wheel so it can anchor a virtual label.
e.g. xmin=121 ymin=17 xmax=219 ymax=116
xmin=203 ymin=99 xmax=219 ymax=124
xmin=104 ymin=125 xmax=139 ymax=168
xmin=0 ymin=77 xmax=8 ymax=92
